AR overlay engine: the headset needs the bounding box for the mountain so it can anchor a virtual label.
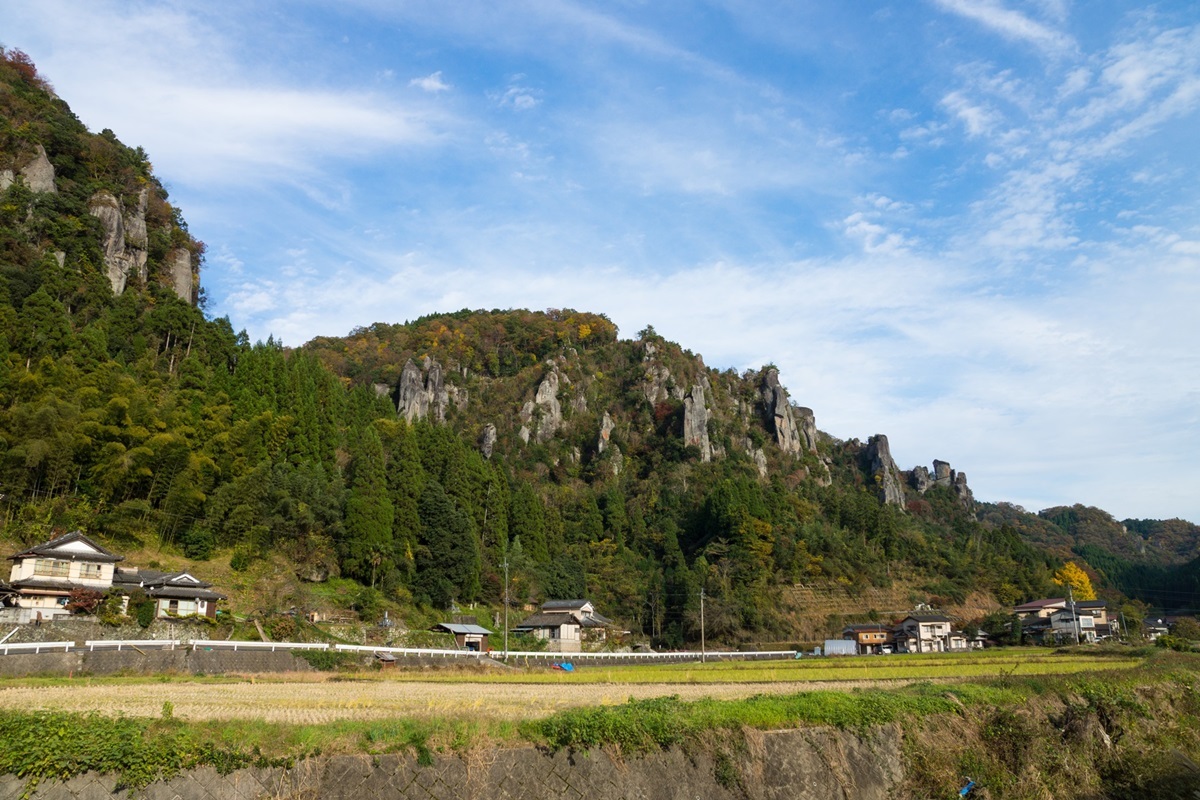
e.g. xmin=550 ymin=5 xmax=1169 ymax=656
xmin=0 ymin=47 xmax=1191 ymax=640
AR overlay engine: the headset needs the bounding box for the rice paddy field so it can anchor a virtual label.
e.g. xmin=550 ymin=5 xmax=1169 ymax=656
xmin=0 ymin=648 xmax=1144 ymax=725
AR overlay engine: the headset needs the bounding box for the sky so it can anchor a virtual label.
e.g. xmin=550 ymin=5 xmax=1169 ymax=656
xmin=2 ymin=1 xmax=1199 ymax=523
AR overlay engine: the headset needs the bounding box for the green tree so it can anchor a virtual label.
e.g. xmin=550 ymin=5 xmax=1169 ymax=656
xmin=413 ymin=481 xmax=481 ymax=607
xmin=341 ymin=427 xmax=395 ymax=586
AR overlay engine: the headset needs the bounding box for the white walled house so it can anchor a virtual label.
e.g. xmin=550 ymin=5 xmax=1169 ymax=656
xmin=112 ymin=568 xmax=224 ymax=619
xmin=0 ymin=531 xmax=124 ymax=621
xmin=513 ymin=599 xmax=614 ymax=653
xmin=0 ymin=531 xmax=224 ymax=623
xmin=894 ymin=614 xmax=964 ymax=653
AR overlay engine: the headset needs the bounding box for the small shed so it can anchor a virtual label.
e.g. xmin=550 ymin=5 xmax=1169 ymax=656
xmin=431 ymin=622 xmax=492 ymax=652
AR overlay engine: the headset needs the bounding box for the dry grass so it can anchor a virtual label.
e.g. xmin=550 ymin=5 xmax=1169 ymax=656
xmin=0 ymin=675 xmax=935 ymax=724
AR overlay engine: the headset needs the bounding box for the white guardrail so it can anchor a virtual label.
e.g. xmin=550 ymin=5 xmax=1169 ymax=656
xmin=0 ymin=641 xmax=73 ymax=655
xmin=0 ymin=638 xmax=800 ymax=661
xmin=85 ymin=639 xmax=180 ymax=651
xmin=191 ymin=640 xmax=329 ymax=652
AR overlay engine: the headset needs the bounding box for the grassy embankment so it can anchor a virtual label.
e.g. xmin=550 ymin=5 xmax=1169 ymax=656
xmin=0 ymin=648 xmax=1197 ymax=797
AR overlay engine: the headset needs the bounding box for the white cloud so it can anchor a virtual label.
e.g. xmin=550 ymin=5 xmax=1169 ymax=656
xmin=941 ymin=90 xmax=1002 ymax=137
xmin=409 ymin=71 xmax=451 ymax=92
xmin=930 ymin=0 xmax=1076 ymax=54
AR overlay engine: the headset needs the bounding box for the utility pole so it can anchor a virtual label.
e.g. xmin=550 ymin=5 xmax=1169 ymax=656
xmin=502 ymin=559 xmax=510 ymax=661
xmin=699 ymin=587 xmax=706 ymax=664
xmin=1069 ymin=585 xmax=1080 ymax=645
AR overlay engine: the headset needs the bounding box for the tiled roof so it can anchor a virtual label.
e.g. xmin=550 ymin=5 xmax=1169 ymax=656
xmin=8 ymin=531 xmax=124 ymax=563
xmin=542 ymin=599 xmax=591 ymax=611
xmin=145 ymin=585 xmax=225 ymax=601
xmin=514 ymin=612 xmax=578 ymax=629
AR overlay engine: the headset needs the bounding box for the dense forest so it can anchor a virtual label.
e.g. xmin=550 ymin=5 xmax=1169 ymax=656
xmin=0 ymin=48 xmax=1196 ymax=644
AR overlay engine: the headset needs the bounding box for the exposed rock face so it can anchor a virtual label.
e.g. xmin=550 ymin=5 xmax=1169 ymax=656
xmin=682 ymin=384 xmax=712 ymax=462
xmin=598 ymin=411 xmax=615 ymax=454
xmin=954 ymin=471 xmax=974 ymax=507
xmin=752 ymin=447 xmax=768 ymax=478
xmin=89 ymin=190 xmax=148 ymax=296
xmin=372 ymin=383 xmax=391 ymax=399
xmin=167 ymin=247 xmax=194 ymax=304
xmin=0 ymin=144 xmax=57 ymax=194
xmin=480 ymin=424 xmax=497 ymax=459
xmin=760 ymin=368 xmax=814 ymax=455
xmin=519 ymin=370 xmax=563 ymax=444
xmin=795 ymin=406 xmax=818 ymax=452
xmin=909 ymin=459 xmax=974 ymax=509
xmin=864 ymin=434 xmax=907 ymax=507
xmin=910 ymin=466 xmax=933 ymax=494
xmin=396 ymin=357 xmax=461 ymax=423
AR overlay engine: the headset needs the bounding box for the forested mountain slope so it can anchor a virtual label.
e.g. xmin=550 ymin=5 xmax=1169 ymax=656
xmin=0 ymin=48 xmax=1192 ymax=641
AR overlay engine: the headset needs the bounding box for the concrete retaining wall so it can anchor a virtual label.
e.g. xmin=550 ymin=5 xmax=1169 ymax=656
xmin=0 ymin=725 xmax=903 ymax=800
xmin=0 ymin=649 xmax=311 ymax=676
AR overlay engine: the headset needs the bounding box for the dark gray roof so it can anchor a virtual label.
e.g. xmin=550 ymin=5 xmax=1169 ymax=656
xmin=843 ymin=624 xmax=891 ymax=633
xmin=903 ymin=614 xmax=953 ymax=623
xmin=514 ymin=612 xmax=578 ymax=630
xmin=8 ymin=578 xmax=88 ymax=592
xmin=580 ymin=612 xmax=612 ymax=628
xmin=113 ymin=569 xmax=215 ymax=590
xmin=432 ymin=623 xmax=492 ymax=636
xmin=145 ymin=585 xmax=226 ymax=601
xmin=9 ymin=531 xmax=124 ymax=563
xmin=542 ymin=599 xmax=591 ymax=611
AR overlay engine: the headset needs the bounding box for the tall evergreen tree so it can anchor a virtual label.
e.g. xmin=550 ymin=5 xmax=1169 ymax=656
xmin=341 ymin=427 xmax=395 ymax=586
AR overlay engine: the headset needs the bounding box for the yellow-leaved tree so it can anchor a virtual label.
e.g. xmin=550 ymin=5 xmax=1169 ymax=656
xmin=1052 ymin=561 xmax=1096 ymax=601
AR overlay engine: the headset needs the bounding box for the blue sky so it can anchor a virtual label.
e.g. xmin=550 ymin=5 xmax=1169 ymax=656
xmin=3 ymin=1 xmax=1199 ymax=523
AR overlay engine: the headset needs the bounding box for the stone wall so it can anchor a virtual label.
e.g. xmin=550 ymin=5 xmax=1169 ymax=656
xmin=0 ymin=724 xmax=903 ymax=800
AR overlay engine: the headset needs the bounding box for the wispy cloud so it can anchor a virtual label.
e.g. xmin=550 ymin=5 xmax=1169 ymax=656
xmin=930 ymin=0 xmax=1076 ymax=54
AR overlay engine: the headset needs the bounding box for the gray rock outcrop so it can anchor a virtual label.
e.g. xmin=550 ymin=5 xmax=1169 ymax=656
xmin=88 ymin=190 xmax=148 ymax=296
xmin=519 ymin=370 xmax=563 ymax=444
xmin=908 ymin=459 xmax=974 ymax=509
xmin=396 ymin=357 xmax=462 ymax=423
xmin=167 ymin=247 xmax=194 ymax=304
xmin=0 ymin=144 xmax=57 ymax=194
xmin=598 ymin=411 xmax=615 ymax=454
xmin=682 ymin=384 xmax=712 ymax=462
xmin=480 ymin=424 xmax=497 ymax=459
xmin=760 ymin=368 xmax=815 ymax=455
xmin=864 ymin=434 xmax=907 ymax=507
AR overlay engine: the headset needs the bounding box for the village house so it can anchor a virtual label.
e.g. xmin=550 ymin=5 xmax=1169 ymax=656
xmin=512 ymin=599 xmax=612 ymax=653
xmin=1014 ymin=597 xmax=1117 ymax=643
xmin=893 ymin=613 xmax=967 ymax=653
xmin=112 ymin=567 xmax=224 ymax=620
xmin=841 ymin=623 xmax=894 ymax=655
xmin=0 ymin=531 xmax=224 ymax=623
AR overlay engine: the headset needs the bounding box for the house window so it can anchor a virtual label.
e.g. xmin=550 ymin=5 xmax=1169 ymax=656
xmin=34 ymin=559 xmax=70 ymax=578
xmin=79 ymin=563 xmax=103 ymax=580
xmin=168 ymin=600 xmax=179 ymax=614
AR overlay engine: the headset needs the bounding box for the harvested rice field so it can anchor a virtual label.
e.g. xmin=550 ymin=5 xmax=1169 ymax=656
xmin=0 ymin=649 xmax=1143 ymax=724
